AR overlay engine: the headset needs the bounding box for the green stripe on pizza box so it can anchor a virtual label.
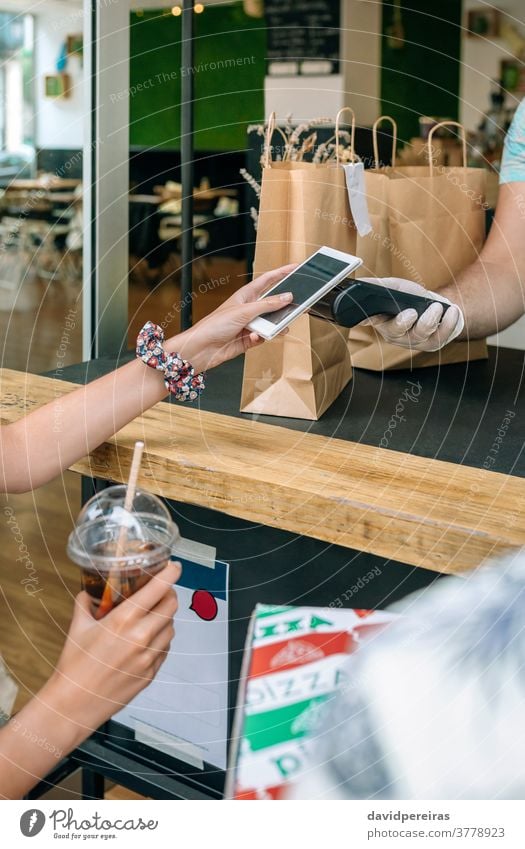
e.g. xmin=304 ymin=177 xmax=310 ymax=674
xmin=254 ymin=612 xmax=335 ymax=643
xmin=255 ymin=605 xmax=293 ymax=620
xmin=243 ymin=694 xmax=331 ymax=752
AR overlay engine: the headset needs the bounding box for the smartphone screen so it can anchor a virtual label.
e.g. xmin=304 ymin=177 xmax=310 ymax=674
xmin=260 ymin=253 xmax=351 ymax=325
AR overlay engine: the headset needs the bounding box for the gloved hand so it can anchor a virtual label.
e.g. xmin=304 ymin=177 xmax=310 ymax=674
xmin=358 ymin=277 xmax=465 ymax=352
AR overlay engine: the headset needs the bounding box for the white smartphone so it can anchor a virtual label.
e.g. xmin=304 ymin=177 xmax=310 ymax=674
xmin=248 ymin=246 xmax=362 ymax=340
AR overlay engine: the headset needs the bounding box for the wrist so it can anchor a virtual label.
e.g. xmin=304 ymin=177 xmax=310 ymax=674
xmin=136 ymin=322 xmax=206 ymax=401
xmin=3 ymin=675 xmax=89 ymax=777
xmin=133 ymin=355 xmax=170 ymax=399
xmin=39 ymin=673 xmax=98 ymax=749
xmin=439 ymin=284 xmax=456 ymax=303
xmin=438 ymin=285 xmax=468 ymax=341
xmin=165 ymin=327 xmax=207 ymax=374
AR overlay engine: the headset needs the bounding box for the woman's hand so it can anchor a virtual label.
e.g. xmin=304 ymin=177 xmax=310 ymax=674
xmin=46 ymin=561 xmax=181 ymax=736
xmin=171 ymin=265 xmax=296 ymax=372
xmin=0 ymin=562 xmax=181 ymax=799
xmin=215 ymin=263 xmax=297 ymax=311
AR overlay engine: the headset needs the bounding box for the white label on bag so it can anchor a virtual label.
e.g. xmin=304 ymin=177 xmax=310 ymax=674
xmin=341 ymin=162 xmax=372 ymax=237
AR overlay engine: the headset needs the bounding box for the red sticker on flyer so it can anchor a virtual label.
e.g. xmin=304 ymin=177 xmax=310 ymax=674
xmin=190 ymin=589 xmax=218 ymax=621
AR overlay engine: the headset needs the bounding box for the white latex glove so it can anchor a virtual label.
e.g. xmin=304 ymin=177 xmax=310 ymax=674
xmin=358 ymin=277 xmax=465 ymax=352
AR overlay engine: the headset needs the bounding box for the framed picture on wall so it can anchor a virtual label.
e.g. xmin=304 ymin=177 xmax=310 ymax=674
xmin=44 ymin=73 xmax=71 ymax=99
xmin=467 ymin=8 xmax=500 ymax=38
xmin=66 ymin=34 xmax=83 ymax=57
xmin=501 ymin=59 xmax=525 ymax=93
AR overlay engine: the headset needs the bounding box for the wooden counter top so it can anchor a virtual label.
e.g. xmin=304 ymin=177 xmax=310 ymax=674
xmin=1 ymin=367 xmax=524 ymax=575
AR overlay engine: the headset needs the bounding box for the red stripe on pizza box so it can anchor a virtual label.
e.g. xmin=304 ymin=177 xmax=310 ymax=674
xmin=249 ymin=630 xmax=354 ymax=679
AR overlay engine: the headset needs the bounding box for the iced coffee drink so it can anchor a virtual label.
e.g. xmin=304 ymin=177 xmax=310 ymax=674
xmin=67 ymin=486 xmax=179 ymax=619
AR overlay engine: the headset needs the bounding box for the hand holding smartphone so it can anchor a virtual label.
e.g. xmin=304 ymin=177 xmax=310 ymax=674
xmin=247 ymin=247 xmax=363 ymax=340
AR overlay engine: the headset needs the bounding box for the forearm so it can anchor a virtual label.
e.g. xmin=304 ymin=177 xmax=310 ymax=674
xmin=0 ymin=358 xmax=167 ymax=493
xmin=0 ymin=329 xmax=203 ymax=494
xmin=440 ymin=181 xmax=525 ymax=340
xmin=440 ymin=258 xmax=525 ymax=341
xmin=0 ymin=678 xmax=86 ymax=799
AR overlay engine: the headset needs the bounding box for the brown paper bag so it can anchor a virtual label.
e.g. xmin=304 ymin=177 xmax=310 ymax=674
xmin=241 ymin=312 xmax=352 ymax=419
xmin=352 ymin=118 xmax=488 ymax=370
xmin=241 ymin=108 xmax=363 ymax=420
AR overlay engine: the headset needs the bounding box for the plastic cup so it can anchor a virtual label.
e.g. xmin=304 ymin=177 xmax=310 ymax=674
xmin=67 ymin=485 xmax=179 ymax=619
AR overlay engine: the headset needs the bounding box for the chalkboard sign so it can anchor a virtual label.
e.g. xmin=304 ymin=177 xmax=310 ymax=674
xmin=265 ymin=0 xmax=340 ymax=74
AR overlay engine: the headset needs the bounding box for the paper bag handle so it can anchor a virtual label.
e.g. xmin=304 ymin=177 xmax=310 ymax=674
xmin=427 ymin=120 xmax=468 ymax=174
xmin=335 ymin=107 xmax=357 ymax=163
xmin=263 ymin=112 xmax=290 ymax=168
xmin=372 ymin=115 xmax=398 ymax=168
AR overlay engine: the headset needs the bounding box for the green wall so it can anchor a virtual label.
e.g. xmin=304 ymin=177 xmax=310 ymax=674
xmin=381 ymin=1 xmax=462 ymax=145
xmin=130 ymin=2 xmax=463 ymax=151
xmin=129 ymin=4 xmax=266 ymax=150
